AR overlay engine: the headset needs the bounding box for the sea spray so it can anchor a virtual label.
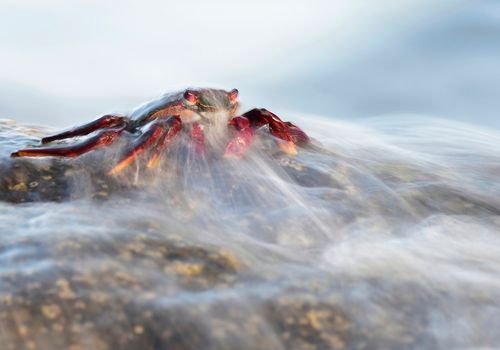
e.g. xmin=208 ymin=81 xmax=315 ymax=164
xmin=1 ymin=114 xmax=499 ymax=349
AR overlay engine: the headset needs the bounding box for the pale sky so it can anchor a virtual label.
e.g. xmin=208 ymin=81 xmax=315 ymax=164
xmin=0 ymin=1 xmax=444 ymax=97
xmin=3 ymin=0 xmax=496 ymax=128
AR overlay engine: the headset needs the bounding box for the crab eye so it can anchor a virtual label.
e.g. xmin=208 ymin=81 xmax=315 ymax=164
xmin=183 ymin=90 xmax=198 ymax=105
xmin=228 ymin=88 xmax=239 ymax=102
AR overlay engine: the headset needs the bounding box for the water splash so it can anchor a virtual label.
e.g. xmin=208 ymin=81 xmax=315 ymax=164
xmin=0 ymin=114 xmax=499 ymax=349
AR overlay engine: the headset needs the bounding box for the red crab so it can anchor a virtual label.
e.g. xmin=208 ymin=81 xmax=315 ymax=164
xmin=11 ymin=88 xmax=310 ymax=175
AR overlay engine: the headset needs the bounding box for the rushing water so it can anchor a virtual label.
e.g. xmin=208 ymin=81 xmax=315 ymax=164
xmin=0 ymin=114 xmax=499 ymax=349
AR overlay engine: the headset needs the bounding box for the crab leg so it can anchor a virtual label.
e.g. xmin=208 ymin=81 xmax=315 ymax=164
xmin=41 ymin=115 xmax=129 ymax=144
xmin=11 ymin=127 xmax=126 ymax=158
xmin=189 ymin=122 xmax=206 ymax=156
xmin=147 ymin=117 xmax=183 ymax=168
xmin=240 ymin=108 xmax=309 ymax=144
xmin=224 ymin=116 xmax=254 ymax=158
xmin=108 ymin=116 xmax=182 ymax=175
xmin=225 ymin=108 xmax=310 ymax=157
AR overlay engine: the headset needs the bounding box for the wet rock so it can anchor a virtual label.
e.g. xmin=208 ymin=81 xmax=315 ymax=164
xmin=2 ymin=118 xmax=500 ymax=349
xmin=0 ymin=121 xmax=136 ymax=203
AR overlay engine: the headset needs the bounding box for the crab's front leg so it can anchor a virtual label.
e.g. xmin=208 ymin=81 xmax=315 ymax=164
xmin=225 ymin=108 xmax=310 ymax=158
xmin=108 ymin=116 xmax=182 ymax=175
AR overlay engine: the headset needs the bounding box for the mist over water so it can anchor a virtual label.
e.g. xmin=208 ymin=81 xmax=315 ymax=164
xmin=1 ymin=112 xmax=499 ymax=348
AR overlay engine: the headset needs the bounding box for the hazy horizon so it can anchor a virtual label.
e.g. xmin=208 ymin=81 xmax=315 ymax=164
xmin=1 ymin=1 xmax=499 ymax=130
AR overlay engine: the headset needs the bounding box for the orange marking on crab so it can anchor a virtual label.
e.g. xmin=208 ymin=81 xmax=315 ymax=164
xmin=147 ymin=153 xmax=161 ymax=169
xmin=277 ymin=140 xmax=298 ymax=156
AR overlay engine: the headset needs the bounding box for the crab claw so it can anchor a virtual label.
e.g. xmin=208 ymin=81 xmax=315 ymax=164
xmin=224 ymin=129 xmax=254 ymax=158
xmin=224 ymin=116 xmax=254 ymax=158
xmin=228 ymin=116 xmax=250 ymax=130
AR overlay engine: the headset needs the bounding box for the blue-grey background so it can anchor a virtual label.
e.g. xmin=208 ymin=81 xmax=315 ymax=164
xmin=0 ymin=0 xmax=498 ymax=128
